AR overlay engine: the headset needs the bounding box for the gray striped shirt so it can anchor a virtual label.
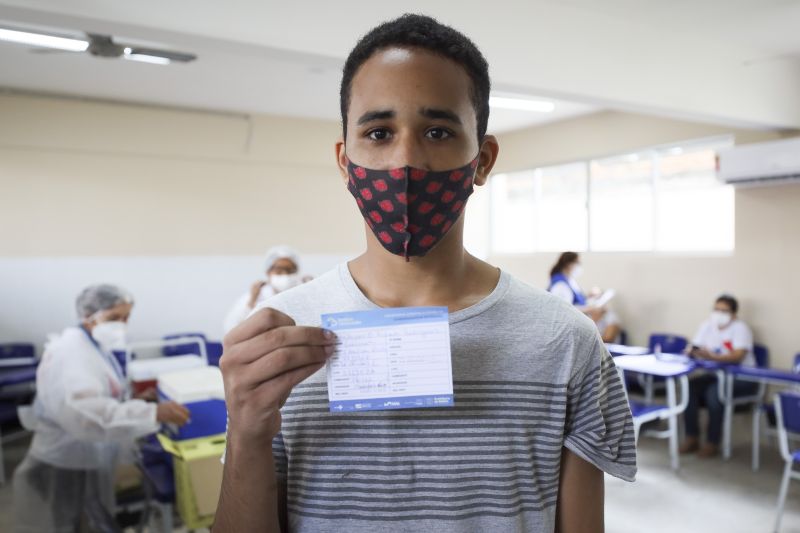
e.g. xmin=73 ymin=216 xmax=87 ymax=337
xmin=256 ymin=264 xmax=636 ymax=532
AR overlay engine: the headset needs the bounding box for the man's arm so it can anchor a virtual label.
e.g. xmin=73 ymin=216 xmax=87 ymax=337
xmin=555 ymin=447 xmax=604 ymax=533
xmin=692 ymin=347 xmax=748 ymax=364
xmin=212 ymin=308 xmax=335 ymax=532
xmin=215 ymin=437 xmax=284 ymax=533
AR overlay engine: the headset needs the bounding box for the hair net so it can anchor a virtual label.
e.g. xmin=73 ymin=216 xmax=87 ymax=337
xmin=75 ymin=284 xmax=134 ymax=319
xmin=264 ymin=245 xmax=300 ymax=272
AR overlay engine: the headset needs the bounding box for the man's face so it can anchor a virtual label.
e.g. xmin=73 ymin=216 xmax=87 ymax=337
xmin=267 ymin=258 xmax=298 ymax=277
xmin=713 ymin=301 xmax=734 ymax=316
xmin=338 ymin=47 xmax=492 ymax=183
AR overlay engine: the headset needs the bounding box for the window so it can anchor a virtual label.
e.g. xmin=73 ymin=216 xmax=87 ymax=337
xmin=654 ymin=144 xmax=734 ymax=252
xmin=470 ymin=136 xmax=734 ymax=254
xmin=589 ymin=154 xmax=654 ymax=251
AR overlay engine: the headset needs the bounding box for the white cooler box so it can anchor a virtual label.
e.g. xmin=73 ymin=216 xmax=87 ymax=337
xmin=157 ymin=366 xmax=227 ymax=440
xmin=127 ymin=355 xmax=205 ymax=396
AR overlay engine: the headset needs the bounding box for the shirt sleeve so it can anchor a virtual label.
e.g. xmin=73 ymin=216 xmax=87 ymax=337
xmin=563 ymin=335 xmax=637 ymax=482
xmin=732 ymin=322 xmax=753 ymax=352
xmin=692 ymin=321 xmax=709 ymax=347
xmin=223 ymin=292 xmax=253 ymax=334
xmin=550 ymin=281 xmax=574 ymax=304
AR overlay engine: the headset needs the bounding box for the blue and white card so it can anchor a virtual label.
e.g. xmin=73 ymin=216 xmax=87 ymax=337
xmin=321 ymin=307 xmax=454 ymax=412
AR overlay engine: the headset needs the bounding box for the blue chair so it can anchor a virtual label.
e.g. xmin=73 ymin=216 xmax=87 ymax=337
xmin=207 ymin=341 xmax=224 ymax=367
xmin=633 ymin=334 xmax=689 ymax=403
xmin=0 ymin=344 xmax=35 ymax=360
xmin=773 ymin=391 xmax=800 ymax=532
xmin=0 ymin=342 xmax=38 ymax=485
xmin=620 ymin=366 xmax=690 ymax=471
xmin=137 ymin=434 xmax=175 ymax=531
xmin=752 ymin=351 xmax=800 ymax=471
xmin=648 ymin=333 xmax=688 ymax=354
xmin=162 ymin=332 xmax=207 ymax=357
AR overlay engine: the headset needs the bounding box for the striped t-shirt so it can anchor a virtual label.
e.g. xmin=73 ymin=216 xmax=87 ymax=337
xmin=255 ymin=263 xmax=636 ymax=532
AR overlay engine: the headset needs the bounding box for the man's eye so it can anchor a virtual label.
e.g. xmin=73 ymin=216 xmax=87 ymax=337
xmin=426 ymin=128 xmax=452 ymax=140
xmin=367 ymin=129 xmax=391 ymax=141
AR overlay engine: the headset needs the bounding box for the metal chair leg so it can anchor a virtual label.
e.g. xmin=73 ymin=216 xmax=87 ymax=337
xmin=753 ymin=406 xmax=762 ymax=472
xmin=774 ymin=461 xmax=793 ymax=533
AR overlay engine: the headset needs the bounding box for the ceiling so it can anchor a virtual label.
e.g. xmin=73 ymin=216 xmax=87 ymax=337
xmin=0 ymin=1 xmax=798 ymax=132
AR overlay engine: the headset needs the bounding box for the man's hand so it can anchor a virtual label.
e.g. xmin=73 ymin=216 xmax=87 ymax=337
xmin=220 ymin=307 xmax=336 ymax=446
xmin=156 ymin=401 xmax=191 ymax=426
xmin=135 ymin=386 xmax=158 ymax=402
xmin=247 ymin=280 xmax=268 ymax=309
xmin=691 ymin=347 xmax=714 ymax=360
xmin=586 ymin=306 xmax=606 ymax=323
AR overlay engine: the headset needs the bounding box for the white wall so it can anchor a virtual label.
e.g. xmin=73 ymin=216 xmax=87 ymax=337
xmin=2 ymin=93 xmax=799 ymax=368
xmin=0 ymin=254 xmax=349 ymax=355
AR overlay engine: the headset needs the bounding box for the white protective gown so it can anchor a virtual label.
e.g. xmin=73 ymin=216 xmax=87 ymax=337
xmin=13 ymin=326 xmax=159 ymax=532
xmin=223 ymin=283 xmax=277 ymax=334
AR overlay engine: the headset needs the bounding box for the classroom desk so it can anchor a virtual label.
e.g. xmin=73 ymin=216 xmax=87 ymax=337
xmin=721 ymin=365 xmax=800 ymax=461
xmin=614 ymin=354 xmax=695 ymax=470
xmin=605 ymin=344 xmax=650 ymax=356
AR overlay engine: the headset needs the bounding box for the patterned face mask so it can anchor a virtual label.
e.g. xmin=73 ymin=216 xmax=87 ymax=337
xmin=345 ymin=155 xmax=479 ymax=259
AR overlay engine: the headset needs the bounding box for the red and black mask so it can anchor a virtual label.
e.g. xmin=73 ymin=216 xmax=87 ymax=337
xmin=345 ymin=156 xmax=479 ymax=259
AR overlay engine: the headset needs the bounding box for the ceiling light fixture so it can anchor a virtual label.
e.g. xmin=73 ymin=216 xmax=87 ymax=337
xmin=122 ymin=47 xmax=171 ymax=65
xmin=0 ymin=27 xmax=88 ymax=52
xmin=489 ymin=95 xmax=555 ymax=113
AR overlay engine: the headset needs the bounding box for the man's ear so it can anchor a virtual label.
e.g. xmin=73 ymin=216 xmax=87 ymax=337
xmin=473 ymin=135 xmax=499 ymax=187
xmin=335 ymin=138 xmax=349 ymax=185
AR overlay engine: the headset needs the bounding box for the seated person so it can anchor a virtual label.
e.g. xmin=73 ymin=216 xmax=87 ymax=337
xmin=593 ymin=307 xmax=622 ymax=344
xmin=586 ymin=287 xmax=622 ymax=343
xmin=681 ymin=294 xmax=758 ymax=458
xmin=548 ymin=251 xmax=586 ymax=306
xmin=223 ymin=245 xmax=305 ymax=333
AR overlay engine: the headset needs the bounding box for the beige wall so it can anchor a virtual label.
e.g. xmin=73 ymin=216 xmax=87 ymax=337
xmin=491 ymin=111 xmax=800 ymax=368
xmin=0 ymin=93 xmax=364 ymax=256
xmin=2 ymin=94 xmax=798 ymax=367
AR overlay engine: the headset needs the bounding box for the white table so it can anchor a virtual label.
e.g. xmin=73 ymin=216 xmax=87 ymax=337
xmin=615 ymin=354 xmax=696 ymax=470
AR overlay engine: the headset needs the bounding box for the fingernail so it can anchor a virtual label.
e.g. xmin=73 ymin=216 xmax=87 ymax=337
xmin=325 ymin=344 xmax=336 ymax=355
xmin=323 ymin=329 xmax=335 ymax=339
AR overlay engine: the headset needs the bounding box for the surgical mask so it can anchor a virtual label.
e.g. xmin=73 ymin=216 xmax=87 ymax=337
xmin=270 ymin=273 xmax=301 ymax=292
xmin=92 ymin=321 xmax=128 ymax=351
xmin=345 ymin=155 xmax=479 ymax=259
xmin=711 ymin=311 xmax=732 ymax=328
xmin=571 ymin=264 xmax=584 ymax=279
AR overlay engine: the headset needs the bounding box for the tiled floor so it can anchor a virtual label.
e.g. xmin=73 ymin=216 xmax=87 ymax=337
xmin=2 ymin=415 xmax=799 ymax=532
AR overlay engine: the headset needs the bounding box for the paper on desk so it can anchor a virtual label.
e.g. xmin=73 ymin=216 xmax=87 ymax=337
xmin=321 ymin=307 xmax=454 ymax=412
xmin=590 ymin=289 xmax=616 ymax=308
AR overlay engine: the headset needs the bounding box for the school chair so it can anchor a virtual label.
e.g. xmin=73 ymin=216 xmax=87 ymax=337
xmin=773 ymin=391 xmax=800 ymax=532
xmin=753 ymin=352 xmax=800 ymax=471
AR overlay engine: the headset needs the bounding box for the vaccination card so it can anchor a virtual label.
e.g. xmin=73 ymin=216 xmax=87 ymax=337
xmin=321 ymin=307 xmax=454 ymax=412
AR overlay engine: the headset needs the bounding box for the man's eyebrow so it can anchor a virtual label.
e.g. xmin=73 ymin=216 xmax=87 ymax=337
xmin=419 ymin=107 xmax=462 ymax=125
xmin=357 ymin=110 xmax=395 ymax=125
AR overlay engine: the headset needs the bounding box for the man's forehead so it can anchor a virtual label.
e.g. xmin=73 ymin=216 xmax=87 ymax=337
xmin=349 ymin=47 xmax=473 ymax=109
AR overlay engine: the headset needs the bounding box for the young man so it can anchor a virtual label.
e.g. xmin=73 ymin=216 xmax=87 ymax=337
xmin=214 ymin=14 xmax=635 ymax=533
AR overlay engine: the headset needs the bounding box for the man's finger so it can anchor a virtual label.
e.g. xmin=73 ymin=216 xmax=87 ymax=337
xmin=230 ymin=325 xmax=335 ymax=365
xmin=240 ymin=345 xmax=333 ymax=389
xmin=251 ymin=361 xmax=326 ymax=407
xmin=224 ymin=307 xmax=295 ymax=346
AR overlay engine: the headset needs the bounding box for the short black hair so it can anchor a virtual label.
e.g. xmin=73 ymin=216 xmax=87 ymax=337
xmin=340 ymin=13 xmax=491 ymax=143
xmin=716 ymin=294 xmax=739 ymax=314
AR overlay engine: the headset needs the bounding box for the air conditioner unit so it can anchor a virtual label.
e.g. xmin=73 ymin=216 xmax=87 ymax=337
xmin=718 ymin=137 xmax=800 ymax=187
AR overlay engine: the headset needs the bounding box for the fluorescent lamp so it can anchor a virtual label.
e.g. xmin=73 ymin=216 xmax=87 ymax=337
xmin=489 ymin=96 xmax=555 ymax=113
xmin=0 ymin=27 xmax=88 ymax=52
xmin=123 ymin=49 xmax=170 ymax=65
